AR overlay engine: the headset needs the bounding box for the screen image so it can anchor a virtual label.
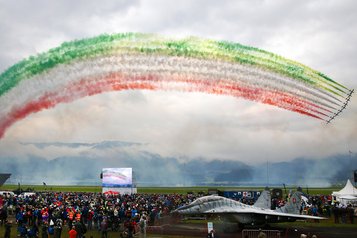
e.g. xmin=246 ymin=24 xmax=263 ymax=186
xmin=102 ymin=168 xmax=132 ymax=188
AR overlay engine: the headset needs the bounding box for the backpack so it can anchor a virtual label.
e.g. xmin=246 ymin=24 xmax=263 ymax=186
xmin=48 ymin=226 xmax=54 ymax=235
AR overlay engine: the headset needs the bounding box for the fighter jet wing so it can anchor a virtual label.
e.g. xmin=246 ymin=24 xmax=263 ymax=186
xmin=203 ymin=205 xmax=325 ymax=220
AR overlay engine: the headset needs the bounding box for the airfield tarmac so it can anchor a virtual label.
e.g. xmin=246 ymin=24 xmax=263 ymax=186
xmin=1 ymin=218 xmax=356 ymax=238
xmin=146 ymin=221 xmax=357 ymax=238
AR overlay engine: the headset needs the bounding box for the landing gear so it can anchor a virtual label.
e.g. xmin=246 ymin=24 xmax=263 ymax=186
xmin=237 ymin=223 xmax=245 ymax=231
xmin=263 ymin=223 xmax=271 ymax=229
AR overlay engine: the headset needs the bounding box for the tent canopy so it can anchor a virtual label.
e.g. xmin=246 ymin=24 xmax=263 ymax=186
xmin=332 ymin=179 xmax=357 ymax=196
xmin=339 ymin=195 xmax=357 ymax=200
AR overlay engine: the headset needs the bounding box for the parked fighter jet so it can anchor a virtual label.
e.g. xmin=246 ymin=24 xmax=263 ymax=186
xmin=173 ymin=191 xmax=325 ymax=225
xmin=253 ymin=189 xmax=271 ymax=209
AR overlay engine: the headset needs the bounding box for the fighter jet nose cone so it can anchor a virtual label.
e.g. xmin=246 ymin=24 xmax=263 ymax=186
xmin=170 ymin=210 xmax=178 ymax=215
xmin=171 ymin=207 xmax=183 ymax=214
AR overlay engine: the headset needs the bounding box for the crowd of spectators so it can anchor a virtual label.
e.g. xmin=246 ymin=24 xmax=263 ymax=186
xmin=299 ymin=194 xmax=355 ymax=224
xmin=0 ymin=191 xmax=356 ymax=237
xmin=0 ymin=192 xmax=198 ymax=237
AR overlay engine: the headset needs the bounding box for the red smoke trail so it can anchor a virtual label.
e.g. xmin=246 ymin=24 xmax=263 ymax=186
xmin=0 ymin=72 xmax=325 ymax=138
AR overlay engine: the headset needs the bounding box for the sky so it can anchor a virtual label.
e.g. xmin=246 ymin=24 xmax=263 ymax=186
xmin=0 ymin=0 xmax=356 ymax=165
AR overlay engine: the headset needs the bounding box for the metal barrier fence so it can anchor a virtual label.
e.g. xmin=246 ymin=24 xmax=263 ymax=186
xmin=242 ymin=229 xmax=281 ymax=238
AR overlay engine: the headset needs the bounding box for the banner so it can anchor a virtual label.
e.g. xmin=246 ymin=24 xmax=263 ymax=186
xmin=102 ymin=168 xmax=132 ymax=188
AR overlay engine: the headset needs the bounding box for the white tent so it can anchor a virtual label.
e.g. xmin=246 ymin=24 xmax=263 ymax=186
xmin=332 ymin=179 xmax=357 ymax=206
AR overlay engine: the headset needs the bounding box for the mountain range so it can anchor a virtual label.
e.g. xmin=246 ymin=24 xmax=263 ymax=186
xmin=1 ymin=141 xmax=356 ymax=187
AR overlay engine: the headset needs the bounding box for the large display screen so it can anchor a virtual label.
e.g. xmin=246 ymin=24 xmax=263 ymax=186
xmin=102 ymin=168 xmax=132 ymax=188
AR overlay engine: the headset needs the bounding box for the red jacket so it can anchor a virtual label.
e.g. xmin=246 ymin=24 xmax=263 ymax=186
xmin=69 ymin=229 xmax=77 ymax=238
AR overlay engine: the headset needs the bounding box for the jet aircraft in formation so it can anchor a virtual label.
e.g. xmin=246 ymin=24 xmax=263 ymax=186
xmin=327 ymin=89 xmax=354 ymax=124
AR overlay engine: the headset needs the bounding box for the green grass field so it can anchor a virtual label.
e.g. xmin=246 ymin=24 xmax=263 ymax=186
xmin=0 ymin=184 xmax=343 ymax=195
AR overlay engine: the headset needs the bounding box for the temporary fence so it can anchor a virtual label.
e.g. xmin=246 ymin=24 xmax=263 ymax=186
xmin=242 ymin=229 xmax=281 ymax=238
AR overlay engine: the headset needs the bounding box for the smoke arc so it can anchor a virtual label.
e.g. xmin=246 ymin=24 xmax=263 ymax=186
xmin=0 ymin=33 xmax=353 ymax=138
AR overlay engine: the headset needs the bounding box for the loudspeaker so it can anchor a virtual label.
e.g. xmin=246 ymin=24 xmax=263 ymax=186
xmin=354 ymin=170 xmax=357 ymax=183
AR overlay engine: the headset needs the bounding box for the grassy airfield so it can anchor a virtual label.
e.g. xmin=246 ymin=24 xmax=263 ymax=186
xmin=0 ymin=184 xmax=342 ymax=195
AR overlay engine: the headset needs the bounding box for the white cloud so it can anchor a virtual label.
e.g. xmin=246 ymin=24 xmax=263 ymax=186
xmin=0 ymin=0 xmax=356 ymax=166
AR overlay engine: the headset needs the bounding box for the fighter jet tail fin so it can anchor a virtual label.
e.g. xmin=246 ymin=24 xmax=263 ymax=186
xmin=276 ymin=191 xmax=302 ymax=214
xmin=254 ymin=189 xmax=271 ymax=209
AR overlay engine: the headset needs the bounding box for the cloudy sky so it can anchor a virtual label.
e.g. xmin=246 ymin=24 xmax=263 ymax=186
xmin=0 ymin=0 xmax=356 ymax=165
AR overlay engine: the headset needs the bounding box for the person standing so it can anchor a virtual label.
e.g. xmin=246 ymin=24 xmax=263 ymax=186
xmin=332 ymin=205 xmax=339 ymax=223
xmin=54 ymin=219 xmax=63 ymax=238
xmin=126 ymin=219 xmax=135 ymax=238
xmin=100 ymin=218 xmax=108 ymax=238
xmin=68 ymin=227 xmax=77 ymax=238
xmin=87 ymin=210 xmax=93 ymax=230
xmin=139 ymin=215 xmax=147 ymax=238
xmin=341 ymin=206 xmax=347 ymax=223
xmin=257 ymin=231 xmax=266 ymax=238
xmin=4 ymin=220 xmax=11 ymax=238
xmin=74 ymin=220 xmax=84 ymax=238
xmin=348 ymin=205 xmax=354 ymax=224
xmin=207 ymin=229 xmax=219 ymax=238
xmin=41 ymin=221 xmax=48 ymax=238
xmin=48 ymin=221 xmax=55 ymax=238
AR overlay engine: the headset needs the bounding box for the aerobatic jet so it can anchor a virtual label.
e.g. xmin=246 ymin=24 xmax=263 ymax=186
xmin=173 ymin=191 xmax=325 ymax=226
